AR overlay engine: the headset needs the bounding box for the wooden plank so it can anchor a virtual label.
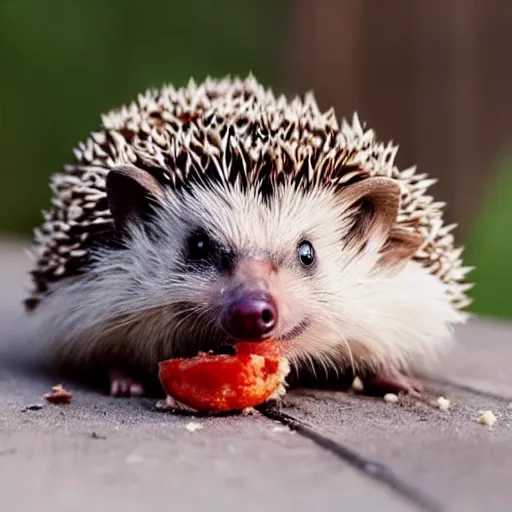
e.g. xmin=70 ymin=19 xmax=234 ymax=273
xmin=283 ymin=0 xmax=363 ymax=114
xmin=359 ymin=0 xmax=416 ymax=169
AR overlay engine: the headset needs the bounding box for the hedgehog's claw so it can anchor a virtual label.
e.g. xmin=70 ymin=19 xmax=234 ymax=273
xmin=109 ymin=370 xmax=145 ymax=397
xmin=362 ymin=371 xmax=423 ymax=398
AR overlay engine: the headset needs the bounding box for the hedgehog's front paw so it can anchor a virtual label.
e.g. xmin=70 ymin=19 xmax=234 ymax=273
xmin=109 ymin=370 xmax=145 ymax=397
xmin=361 ymin=370 xmax=422 ymax=398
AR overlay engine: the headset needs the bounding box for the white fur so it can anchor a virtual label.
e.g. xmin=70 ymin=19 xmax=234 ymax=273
xmin=29 ymin=179 xmax=467 ymax=381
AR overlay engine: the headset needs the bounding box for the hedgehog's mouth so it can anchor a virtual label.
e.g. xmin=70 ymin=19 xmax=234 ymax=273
xmin=278 ymin=317 xmax=310 ymax=342
xmin=211 ymin=317 xmax=310 ymax=354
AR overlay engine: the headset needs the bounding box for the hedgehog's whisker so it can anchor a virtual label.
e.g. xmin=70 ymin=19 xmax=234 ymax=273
xmin=333 ymin=328 xmax=355 ymax=378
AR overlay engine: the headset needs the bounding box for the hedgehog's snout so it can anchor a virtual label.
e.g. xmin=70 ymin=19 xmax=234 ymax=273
xmin=221 ymin=291 xmax=277 ymax=340
xmin=219 ymin=258 xmax=278 ymax=341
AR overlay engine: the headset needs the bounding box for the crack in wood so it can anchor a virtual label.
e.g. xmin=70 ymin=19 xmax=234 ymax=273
xmin=259 ymin=406 xmax=444 ymax=512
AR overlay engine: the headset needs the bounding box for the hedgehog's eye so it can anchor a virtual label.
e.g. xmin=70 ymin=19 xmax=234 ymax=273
xmin=297 ymin=240 xmax=315 ymax=267
xmin=187 ymin=230 xmax=212 ymax=261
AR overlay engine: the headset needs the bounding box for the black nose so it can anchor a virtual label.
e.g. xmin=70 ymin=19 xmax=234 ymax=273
xmin=222 ymin=292 xmax=277 ymax=340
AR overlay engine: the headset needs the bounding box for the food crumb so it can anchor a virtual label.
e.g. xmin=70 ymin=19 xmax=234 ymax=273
xmin=436 ymin=396 xmax=451 ymax=411
xmin=242 ymin=407 xmax=258 ymax=416
xmin=351 ymin=376 xmax=364 ymax=392
xmin=185 ymin=421 xmax=203 ymax=432
xmin=156 ymin=395 xmax=197 ymax=413
xmin=44 ymin=384 xmax=72 ymax=404
xmin=383 ymin=393 xmax=399 ymax=403
xmin=477 ymin=410 xmax=497 ymax=427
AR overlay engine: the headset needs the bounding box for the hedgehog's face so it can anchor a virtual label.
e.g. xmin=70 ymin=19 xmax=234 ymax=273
xmin=169 ymin=183 xmax=341 ymax=348
xmin=106 ymin=165 xmax=418 ymax=362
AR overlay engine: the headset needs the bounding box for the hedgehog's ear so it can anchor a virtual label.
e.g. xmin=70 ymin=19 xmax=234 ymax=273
xmin=377 ymin=227 xmax=425 ymax=273
xmin=339 ymin=177 xmax=401 ymax=254
xmin=106 ymin=165 xmax=165 ymax=231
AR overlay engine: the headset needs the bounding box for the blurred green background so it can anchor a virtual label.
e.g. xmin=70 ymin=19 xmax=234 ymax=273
xmin=0 ymin=0 xmax=511 ymax=321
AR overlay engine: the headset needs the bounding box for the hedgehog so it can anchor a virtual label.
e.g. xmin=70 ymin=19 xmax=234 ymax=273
xmin=24 ymin=74 xmax=473 ymax=398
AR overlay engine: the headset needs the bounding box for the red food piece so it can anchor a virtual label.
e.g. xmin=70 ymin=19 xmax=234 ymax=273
xmin=233 ymin=340 xmax=288 ymax=357
xmin=158 ymin=341 xmax=289 ymax=413
xmin=44 ymin=384 xmax=72 ymax=404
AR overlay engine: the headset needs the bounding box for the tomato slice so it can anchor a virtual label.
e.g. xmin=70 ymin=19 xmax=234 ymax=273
xmin=158 ymin=341 xmax=289 ymax=413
